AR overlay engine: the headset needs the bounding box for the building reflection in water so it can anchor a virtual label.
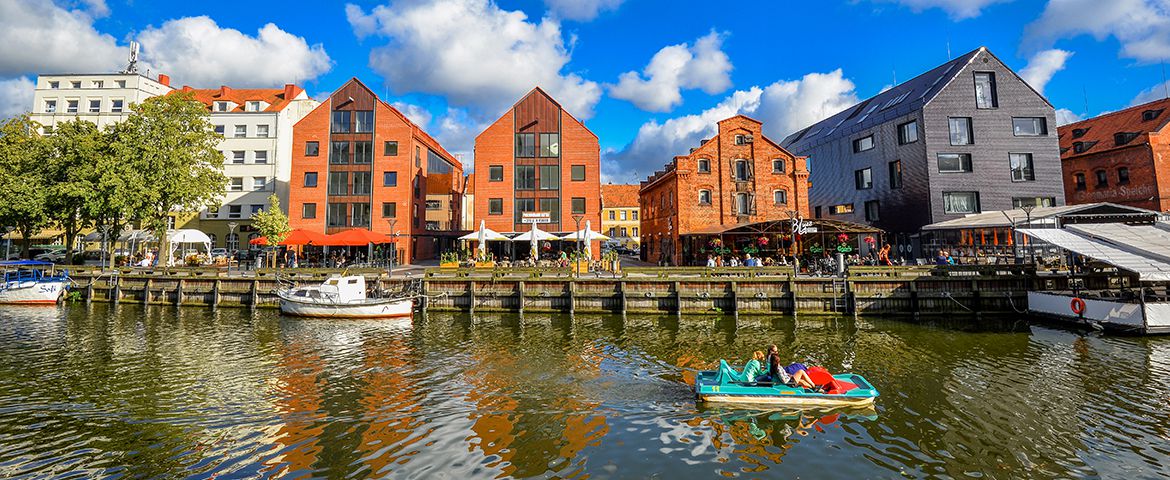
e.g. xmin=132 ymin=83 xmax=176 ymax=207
xmin=264 ymin=339 xmax=326 ymax=477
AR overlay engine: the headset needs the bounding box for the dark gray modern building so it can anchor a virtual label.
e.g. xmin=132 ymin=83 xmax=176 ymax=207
xmin=782 ymin=46 xmax=1065 ymax=250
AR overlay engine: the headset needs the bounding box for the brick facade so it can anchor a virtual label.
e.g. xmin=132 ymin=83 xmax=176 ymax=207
xmin=639 ymin=115 xmax=811 ymax=265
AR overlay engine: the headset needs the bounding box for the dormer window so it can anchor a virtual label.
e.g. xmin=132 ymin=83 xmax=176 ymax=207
xmin=246 ymin=101 xmax=264 ymax=112
xmin=1071 ymin=128 xmax=1088 ymax=138
xmin=1142 ymin=109 xmax=1163 ymax=121
xmin=214 ymin=101 xmax=232 ymax=112
xmin=1114 ymin=132 xmax=1140 ymax=146
xmin=1072 ymin=141 xmax=1097 ymax=154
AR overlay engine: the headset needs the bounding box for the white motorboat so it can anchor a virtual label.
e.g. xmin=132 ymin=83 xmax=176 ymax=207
xmin=277 ymin=275 xmax=415 ymax=318
xmin=0 ymin=261 xmax=69 ymax=305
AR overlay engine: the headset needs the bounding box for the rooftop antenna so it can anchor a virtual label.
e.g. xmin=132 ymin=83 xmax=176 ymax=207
xmin=946 ymin=39 xmax=952 ymax=60
xmin=892 ymin=68 xmax=897 ymax=86
xmin=1082 ymin=85 xmax=1089 ymax=116
xmin=122 ymin=41 xmax=140 ymax=74
xmin=1162 ymin=61 xmax=1168 ymax=99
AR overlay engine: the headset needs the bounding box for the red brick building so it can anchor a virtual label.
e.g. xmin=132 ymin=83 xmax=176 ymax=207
xmin=1058 ymin=98 xmax=1170 ymax=212
xmin=473 ymin=87 xmax=602 ymax=257
xmin=288 ymin=78 xmax=464 ymax=263
xmin=639 ymin=115 xmax=811 ymax=265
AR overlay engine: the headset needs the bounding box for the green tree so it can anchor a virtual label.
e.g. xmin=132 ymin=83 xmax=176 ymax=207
xmin=45 ymin=119 xmax=106 ymax=264
xmin=109 ymin=93 xmax=226 ymax=267
xmin=0 ymin=114 xmax=50 ymax=258
xmin=252 ymin=194 xmax=290 ymax=268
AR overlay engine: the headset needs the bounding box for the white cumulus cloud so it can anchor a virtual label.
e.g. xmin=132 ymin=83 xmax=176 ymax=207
xmin=392 ymin=101 xmax=434 ymax=128
xmin=1129 ymin=80 xmax=1170 ymax=105
xmin=543 ymin=0 xmax=623 ymax=21
xmin=605 ymin=69 xmax=859 ymax=181
xmin=0 ymin=76 xmax=34 ymax=119
xmin=136 ymin=16 xmax=332 ymax=88
xmin=1055 ymin=108 xmax=1084 ymax=125
xmin=1024 ymin=0 xmax=1170 ymax=63
xmin=609 ymin=31 xmax=733 ymax=112
xmin=345 ymin=0 xmax=602 ymax=119
xmin=0 ymin=0 xmax=124 ymax=77
xmin=1019 ymin=48 xmax=1072 ymax=95
xmin=870 ymin=0 xmax=1010 ymax=20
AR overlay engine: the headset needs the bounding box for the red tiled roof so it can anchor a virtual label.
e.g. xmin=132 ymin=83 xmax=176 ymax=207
xmin=175 ymin=85 xmax=305 ymax=113
xmin=602 ymin=184 xmax=639 ymax=208
xmin=1058 ymin=97 xmax=1170 ymax=159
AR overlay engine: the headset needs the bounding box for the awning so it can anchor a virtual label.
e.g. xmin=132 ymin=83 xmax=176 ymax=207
xmin=321 ymin=229 xmax=393 ymax=246
xmin=250 ymin=229 xmax=329 ymax=246
xmin=1020 ymin=226 xmax=1170 ymax=281
xmin=686 ymin=219 xmax=880 ymax=236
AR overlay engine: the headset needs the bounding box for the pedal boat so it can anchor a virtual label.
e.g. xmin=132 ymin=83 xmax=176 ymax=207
xmin=695 ymin=362 xmax=879 ymax=407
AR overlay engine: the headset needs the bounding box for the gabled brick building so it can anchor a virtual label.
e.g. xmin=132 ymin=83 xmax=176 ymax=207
xmin=1058 ymin=97 xmax=1170 ymax=212
xmin=600 ymin=184 xmax=640 ymax=249
xmin=288 ymin=78 xmax=463 ymax=263
xmin=639 ymin=115 xmax=811 ymax=265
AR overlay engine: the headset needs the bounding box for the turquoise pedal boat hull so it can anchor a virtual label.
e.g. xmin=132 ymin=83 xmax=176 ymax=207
xmin=694 ymin=371 xmax=880 ymax=407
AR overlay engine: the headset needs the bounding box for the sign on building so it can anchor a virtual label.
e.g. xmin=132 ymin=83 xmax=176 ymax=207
xmin=521 ymin=211 xmax=552 ymax=224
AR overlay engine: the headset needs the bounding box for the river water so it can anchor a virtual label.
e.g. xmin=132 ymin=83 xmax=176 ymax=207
xmin=0 ymin=305 xmax=1168 ymax=478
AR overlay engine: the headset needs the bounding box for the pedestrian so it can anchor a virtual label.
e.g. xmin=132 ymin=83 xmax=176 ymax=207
xmin=706 ymin=255 xmax=716 ymax=268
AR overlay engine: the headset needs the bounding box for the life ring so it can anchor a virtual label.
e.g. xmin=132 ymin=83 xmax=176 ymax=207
xmin=1070 ymin=297 xmax=1086 ymax=315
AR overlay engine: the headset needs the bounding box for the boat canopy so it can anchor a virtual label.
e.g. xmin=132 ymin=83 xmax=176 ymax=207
xmin=1020 ymin=223 xmax=1170 ymax=282
xmin=0 ymin=260 xmax=54 ymax=267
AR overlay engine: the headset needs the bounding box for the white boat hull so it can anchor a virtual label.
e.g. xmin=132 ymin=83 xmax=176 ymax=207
xmin=0 ymin=280 xmax=66 ymax=305
xmin=279 ymin=297 xmax=413 ymax=318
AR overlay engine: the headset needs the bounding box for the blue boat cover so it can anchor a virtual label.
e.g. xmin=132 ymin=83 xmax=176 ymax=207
xmin=0 ymin=260 xmax=54 ymax=267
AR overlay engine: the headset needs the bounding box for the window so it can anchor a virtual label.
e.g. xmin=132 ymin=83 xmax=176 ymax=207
xmin=302 ymin=203 xmax=316 ymax=219
xmin=330 ymin=141 xmax=350 ymax=164
xmin=571 ymin=197 xmax=586 ymax=214
xmin=1009 ymin=153 xmax=1034 ymax=182
xmin=256 ymin=125 xmax=270 ymax=138
xmin=620 ymin=227 xmax=628 ymax=237
xmin=698 ymin=189 xmax=711 ymax=205
xmin=734 ymin=159 xmax=752 ymax=181
xmin=352 ymin=203 xmax=370 ymax=227
xmin=230 ymin=125 xmax=244 ymax=138
xmin=250 ymin=204 xmax=264 ymax=215
xmin=1114 ymin=132 xmax=1140 ymax=146
xmin=66 ymin=100 xmax=78 ymax=113
xmin=88 ymin=99 xmax=100 ymax=112
xmin=354 ymin=111 xmax=373 ymax=133
xmin=415 ymin=146 xmax=421 ymax=167
xmin=974 ymin=72 xmax=997 ymax=108
xmin=515 ymin=133 xmax=535 ymax=157
xmin=214 ymin=102 xmax=231 ymax=112
xmin=489 ymin=165 xmax=504 ymax=182
xmin=815 ymin=206 xmax=822 ymax=218
xmin=938 ymin=153 xmax=973 ymax=173
xmin=609 ymin=211 xmax=615 ymax=220
xmin=538 ymin=165 xmax=559 ymax=190
xmin=228 ymin=205 xmax=242 ymax=219
xmin=488 ymin=198 xmax=503 ymax=215
xmin=1118 ymin=167 xmax=1130 ymax=185
xmin=949 ymin=117 xmax=973 ymax=145
xmin=384 ymin=141 xmax=398 ymax=156
xmin=306 ymin=141 xmax=319 ymax=156
xmin=540 ymin=198 xmax=560 ymax=220
xmin=354 ymin=141 xmax=372 ymax=164
xmin=352 ymin=172 xmax=372 ymax=195
xmin=943 ymin=192 xmax=980 ymax=214
xmin=331 ymin=111 xmax=351 ymax=133
xmin=110 ymin=99 xmax=123 ymax=113
xmin=697 ymin=158 xmax=710 ymax=173
xmin=246 ymin=101 xmax=261 ymax=112
xmin=734 ymin=193 xmax=751 ymax=215
xmin=304 ymin=172 xmax=318 ymax=187
xmin=620 ymin=210 xmax=627 ymax=221
xmin=48 ymin=81 xmax=58 ymax=89
xmin=44 ymin=100 xmax=56 ymax=113
xmin=515 ymin=165 xmax=536 ymax=190
xmin=1142 ymin=109 xmax=1163 ymax=121
xmin=227 ymin=151 xmax=244 ymax=164
xmin=888 ymin=160 xmax=903 ymax=189
xmin=1012 ymin=117 xmax=1047 ymax=136
xmin=1095 ymin=170 xmax=1108 ymax=188
xmin=898 ymin=120 xmax=919 ymax=144
xmin=93 ymin=80 xmax=103 ymax=88
xmin=327 ymin=204 xmax=347 ymax=226
xmin=633 ymin=227 xmax=639 ymax=236
xmin=632 ymin=211 xmax=638 ymax=220
xmin=229 ymin=177 xmax=244 ymax=192
xmin=1012 ymin=197 xmax=1055 ymax=208
xmin=854 ymin=168 xmax=872 ymax=190
xmin=70 ymin=81 xmax=80 ymax=89
xmin=328 ymin=172 xmax=348 ymax=195
xmin=383 ymin=171 xmax=397 ymax=187
xmin=865 ymin=200 xmax=880 ymax=221
xmin=252 ymin=177 xmax=267 ymax=191
xmin=774 ymin=190 xmax=788 ymax=205
xmin=382 ymin=202 xmax=397 ymax=217
xmin=1074 ymin=173 xmax=1086 ymax=191
xmin=571 ymin=165 xmax=586 ymax=181
xmin=254 ymin=151 xmax=268 ymax=164
xmin=1072 ymin=128 xmax=1088 ymax=139
xmin=1072 ymin=141 xmax=1097 ymax=154
xmin=213 ymin=125 xmax=225 ymax=137
xmin=115 ymin=80 xmax=125 ymax=88
xmin=539 ymin=133 xmax=560 ymax=157
xmin=772 ymin=159 xmax=786 ymax=173
xmin=853 ymin=135 xmax=875 ymax=152
xmin=830 ymin=203 xmax=854 ymax=215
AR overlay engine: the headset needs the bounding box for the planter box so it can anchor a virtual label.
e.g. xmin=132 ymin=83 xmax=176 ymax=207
xmin=573 ymin=260 xmax=589 ymax=274
xmin=475 ymin=262 xmax=496 ymax=269
xmin=440 ymin=262 xmax=459 ymax=269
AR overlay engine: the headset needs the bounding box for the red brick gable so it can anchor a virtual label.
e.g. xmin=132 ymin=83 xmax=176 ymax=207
xmin=1059 ymin=97 xmax=1170 ymax=159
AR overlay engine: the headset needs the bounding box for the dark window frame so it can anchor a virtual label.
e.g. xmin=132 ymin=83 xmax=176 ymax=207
xmin=384 ymin=141 xmax=398 ymax=156
xmin=303 ymin=172 xmax=318 ymax=188
xmin=973 ymin=71 xmax=998 ymax=109
xmin=1118 ymin=167 xmax=1130 ymax=185
xmin=488 ymin=165 xmax=504 ymax=182
xmin=1009 ymin=153 xmax=1035 ymax=182
xmin=515 ymin=165 xmax=536 ymax=190
xmin=302 ymin=203 xmax=316 ymax=219
xmin=897 ymin=120 xmax=919 ymax=145
xmin=571 ymin=165 xmax=586 ymax=181
xmin=488 ymin=198 xmax=503 ymax=215
xmin=571 ymin=197 xmax=586 ymax=214
xmin=888 ymin=160 xmax=903 ymax=189
xmin=852 ymin=135 xmax=875 ymax=153
xmin=515 ymin=133 xmax=535 ymax=157
xmin=937 ymin=153 xmax=973 ymax=173
xmin=305 ymin=141 xmax=319 ymax=156
xmin=383 ymin=171 xmax=397 ymax=187
xmin=1012 ymin=117 xmax=1048 ymax=136
xmin=854 ymin=167 xmax=873 ymax=190
xmin=949 ymin=117 xmax=974 ymax=145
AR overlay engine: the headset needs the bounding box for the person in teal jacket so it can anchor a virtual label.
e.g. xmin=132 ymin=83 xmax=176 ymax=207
xmin=717 ymin=350 xmax=766 ymax=383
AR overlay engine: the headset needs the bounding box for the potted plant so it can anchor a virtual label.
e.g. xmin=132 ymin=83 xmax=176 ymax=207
xmin=603 ymin=250 xmax=621 ymax=273
xmin=475 ymin=252 xmax=496 ymax=269
xmin=440 ymin=251 xmax=461 ymax=269
xmin=572 ymin=250 xmax=591 ymax=274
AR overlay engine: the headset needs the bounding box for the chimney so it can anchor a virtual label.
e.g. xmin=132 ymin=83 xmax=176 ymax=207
xmin=283 ymin=83 xmax=297 ymax=100
xmin=181 ymin=85 xmax=193 ymax=93
xmin=220 ymin=85 xmax=232 ymax=97
xmin=157 ymin=74 xmax=170 ymax=86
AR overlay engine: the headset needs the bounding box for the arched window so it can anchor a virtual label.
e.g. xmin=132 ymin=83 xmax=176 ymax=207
xmin=696 ymin=158 xmax=711 ymax=173
xmin=1094 ymin=170 xmax=1108 ymax=188
xmin=698 ymin=189 xmax=711 ymax=205
xmin=226 ymin=233 xmax=239 ymax=251
xmin=1073 ymin=173 xmax=1086 ymax=191
xmin=207 ymin=233 xmax=218 ymax=248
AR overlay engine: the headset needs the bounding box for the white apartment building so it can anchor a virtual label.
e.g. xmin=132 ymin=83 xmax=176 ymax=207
xmin=184 ymin=85 xmax=318 ymax=250
xmin=30 ymin=73 xmax=174 ymax=134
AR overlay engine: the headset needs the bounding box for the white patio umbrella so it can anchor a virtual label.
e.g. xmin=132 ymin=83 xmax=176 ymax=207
xmin=458 ymin=220 xmax=510 ymax=261
xmin=559 ymin=220 xmax=610 ymax=258
xmin=512 ymin=222 xmax=559 ymax=259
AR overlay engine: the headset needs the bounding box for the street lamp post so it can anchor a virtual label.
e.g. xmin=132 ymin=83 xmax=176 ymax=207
xmin=386 ymin=218 xmax=397 ymax=274
xmin=1020 ymin=205 xmax=1036 ymax=265
xmin=227 ymin=222 xmax=238 ymax=274
xmin=572 ymin=214 xmax=584 ymax=277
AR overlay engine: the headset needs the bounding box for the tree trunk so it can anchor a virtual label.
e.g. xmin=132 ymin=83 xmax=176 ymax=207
xmin=156 ymin=224 xmax=170 ymax=269
xmin=19 ymin=225 xmax=33 ymax=259
xmin=63 ymin=217 xmax=79 ymax=265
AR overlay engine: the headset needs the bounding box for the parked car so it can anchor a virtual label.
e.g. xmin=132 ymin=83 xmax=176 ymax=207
xmin=210 ymin=248 xmax=228 ymax=258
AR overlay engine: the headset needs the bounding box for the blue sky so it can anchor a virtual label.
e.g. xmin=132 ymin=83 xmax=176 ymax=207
xmin=2 ymin=0 xmax=1168 ymax=182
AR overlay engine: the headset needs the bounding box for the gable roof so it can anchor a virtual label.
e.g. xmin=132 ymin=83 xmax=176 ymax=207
xmin=781 ymin=47 xmax=985 ymax=152
xmin=1057 ymin=97 xmax=1170 ymax=159
xmin=178 ymin=85 xmax=305 ymax=112
xmin=479 ymin=86 xmax=599 ymax=142
xmin=602 ymin=184 xmax=640 ymax=208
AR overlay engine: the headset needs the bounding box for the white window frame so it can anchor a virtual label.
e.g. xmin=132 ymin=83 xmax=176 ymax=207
xmin=229 ymin=178 xmax=244 ymax=192
xmin=252 ymin=177 xmax=267 ymax=191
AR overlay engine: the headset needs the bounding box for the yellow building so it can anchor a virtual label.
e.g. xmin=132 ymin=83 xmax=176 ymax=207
xmin=600 ymin=184 xmax=640 ymax=249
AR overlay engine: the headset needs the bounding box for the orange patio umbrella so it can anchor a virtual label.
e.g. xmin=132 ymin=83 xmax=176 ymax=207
xmin=322 ymin=228 xmax=393 ymax=246
xmin=249 ymin=228 xmax=329 ymax=246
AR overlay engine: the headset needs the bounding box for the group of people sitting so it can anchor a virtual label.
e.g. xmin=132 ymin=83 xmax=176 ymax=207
xmin=729 ymin=344 xmax=824 ymax=392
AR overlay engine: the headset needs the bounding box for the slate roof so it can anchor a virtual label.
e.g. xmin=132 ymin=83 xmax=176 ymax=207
xmin=1057 ymin=97 xmax=1170 ymax=159
xmin=602 ymin=184 xmax=640 ymax=208
xmin=781 ymin=47 xmax=985 ymax=152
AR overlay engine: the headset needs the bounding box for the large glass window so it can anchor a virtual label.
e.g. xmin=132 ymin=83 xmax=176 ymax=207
xmin=539 ymin=133 xmax=560 ymax=157
xmin=514 ymin=198 xmax=536 ymax=223
xmin=351 ymin=203 xmax=370 ymax=227
xmin=539 ymin=198 xmax=560 ymax=220
xmin=330 ymin=141 xmax=350 ymax=164
xmin=943 ymin=192 xmax=980 ymax=214
xmin=1012 ymin=197 xmax=1055 ymax=208
xmin=538 ymin=165 xmax=559 ymax=190
xmin=938 ymin=153 xmax=972 ymax=173
xmin=328 ymin=172 xmax=348 ymax=195
xmin=1012 ymin=117 xmax=1047 ymax=136
xmin=949 ymin=117 xmax=973 ymax=145
xmin=853 ymin=135 xmax=875 ymax=152
xmin=515 ymin=133 xmax=535 ymax=157
xmin=854 ymin=168 xmax=872 ymax=190
xmin=1009 ymin=153 xmax=1034 ymax=182
xmin=327 ymin=203 xmax=347 ymax=226
xmin=489 ymin=165 xmax=504 ymax=182
xmin=352 ymin=172 xmax=371 ymax=195
xmin=354 ymin=141 xmax=372 ymax=164
xmin=888 ymin=160 xmax=903 ymax=189
xmin=898 ymin=120 xmax=918 ymax=144
xmin=354 ymin=111 xmax=373 ymax=133
xmin=974 ymin=72 xmax=998 ymax=108
xmin=331 ymin=111 xmax=351 ymax=133
xmin=515 ymin=165 xmax=536 ymax=190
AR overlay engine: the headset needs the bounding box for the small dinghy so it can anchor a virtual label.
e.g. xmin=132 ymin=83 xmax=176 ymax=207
xmin=695 ymin=361 xmax=879 ymax=407
xmin=276 ymin=275 xmax=416 ymax=319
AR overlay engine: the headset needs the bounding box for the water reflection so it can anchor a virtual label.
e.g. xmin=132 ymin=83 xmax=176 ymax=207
xmin=0 ymin=305 xmax=1167 ymax=478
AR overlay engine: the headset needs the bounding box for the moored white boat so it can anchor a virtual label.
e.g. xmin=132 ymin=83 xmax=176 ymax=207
xmin=0 ymin=261 xmax=69 ymax=305
xmin=277 ymin=275 xmax=415 ymax=318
